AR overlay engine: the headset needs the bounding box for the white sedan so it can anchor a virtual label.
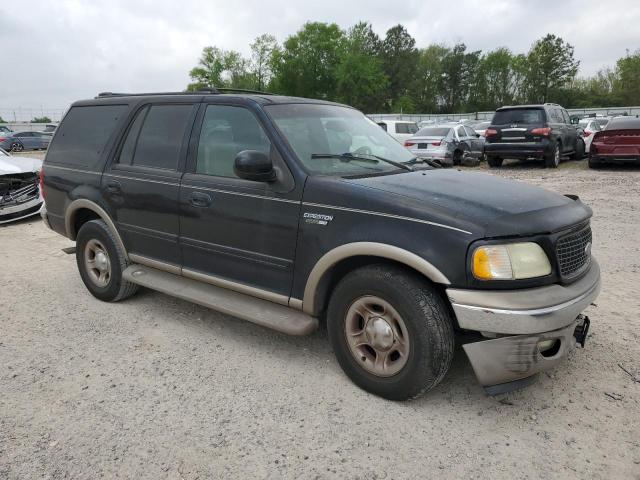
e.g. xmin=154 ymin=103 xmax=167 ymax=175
xmin=578 ymin=119 xmax=602 ymax=153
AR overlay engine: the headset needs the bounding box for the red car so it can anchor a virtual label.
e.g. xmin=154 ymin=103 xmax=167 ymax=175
xmin=589 ymin=116 xmax=640 ymax=168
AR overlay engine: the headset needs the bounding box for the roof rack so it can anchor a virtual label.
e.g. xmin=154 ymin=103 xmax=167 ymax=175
xmin=96 ymin=87 xmax=274 ymax=99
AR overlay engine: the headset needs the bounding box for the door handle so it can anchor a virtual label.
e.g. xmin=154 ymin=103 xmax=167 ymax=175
xmin=190 ymin=191 xmax=212 ymax=207
xmin=106 ymin=180 xmax=121 ymax=193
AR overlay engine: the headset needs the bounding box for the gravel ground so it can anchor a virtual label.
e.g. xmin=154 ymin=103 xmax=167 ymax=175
xmin=1 ymin=155 xmax=639 ymax=479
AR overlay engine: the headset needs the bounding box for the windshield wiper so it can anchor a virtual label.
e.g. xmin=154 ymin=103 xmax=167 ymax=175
xmin=310 ymin=152 xmax=413 ymax=171
xmin=403 ymin=157 xmax=443 ymax=169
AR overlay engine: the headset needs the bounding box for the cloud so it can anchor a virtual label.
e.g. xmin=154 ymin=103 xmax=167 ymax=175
xmin=1 ymin=0 xmax=638 ymax=119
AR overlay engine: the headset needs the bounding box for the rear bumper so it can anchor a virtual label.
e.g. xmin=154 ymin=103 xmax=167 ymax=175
xmin=447 ymin=260 xmax=600 ymax=392
xmin=485 ymin=141 xmax=551 ymax=159
xmin=590 ymin=154 xmax=640 ymax=163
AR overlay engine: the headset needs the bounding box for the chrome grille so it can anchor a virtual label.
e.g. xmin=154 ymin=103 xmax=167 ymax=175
xmin=556 ymin=225 xmax=592 ymax=278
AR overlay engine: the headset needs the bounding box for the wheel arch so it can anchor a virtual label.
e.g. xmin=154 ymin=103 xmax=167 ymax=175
xmin=301 ymin=242 xmax=450 ymax=316
xmin=65 ymin=199 xmax=128 ymax=260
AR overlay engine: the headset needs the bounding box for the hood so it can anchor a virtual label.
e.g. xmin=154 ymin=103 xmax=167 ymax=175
xmin=0 ymin=155 xmax=43 ymax=175
xmin=344 ymin=169 xmax=592 ymax=237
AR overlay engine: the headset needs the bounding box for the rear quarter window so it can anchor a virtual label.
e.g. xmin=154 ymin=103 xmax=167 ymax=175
xmin=46 ymin=105 xmax=127 ymax=169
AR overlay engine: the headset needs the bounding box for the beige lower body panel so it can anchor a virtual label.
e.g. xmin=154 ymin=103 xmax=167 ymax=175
xmin=122 ymin=264 xmax=318 ymax=336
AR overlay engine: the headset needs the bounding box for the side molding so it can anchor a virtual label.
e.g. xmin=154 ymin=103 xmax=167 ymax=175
xmin=65 ymin=199 xmax=128 ymax=260
xmin=302 ymin=242 xmax=451 ymax=315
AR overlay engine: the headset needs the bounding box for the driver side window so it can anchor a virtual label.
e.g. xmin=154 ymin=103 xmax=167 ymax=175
xmin=196 ymin=105 xmax=271 ymax=178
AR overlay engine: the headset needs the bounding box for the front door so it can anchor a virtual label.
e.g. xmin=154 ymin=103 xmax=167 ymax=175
xmin=179 ymin=102 xmax=301 ymax=301
xmin=102 ymin=101 xmax=198 ymax=267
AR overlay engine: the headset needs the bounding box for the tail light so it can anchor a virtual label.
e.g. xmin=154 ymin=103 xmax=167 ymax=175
xmin=0 ymin=137 xmax=5 ymax=142
xmin=431 ymin=141 xmax=441 ymax=146
xmin=39 ymin=168 xmax=45 ymax=199
xmin=404 ymin=140 xmax=416 ymax=147
xmin=485 ymin=128 xmax=498 ymax=137
xmin=531 ymin=127 xmax=551 ymax=137
xmin=583 ymin=130 xmax=593 ymax=137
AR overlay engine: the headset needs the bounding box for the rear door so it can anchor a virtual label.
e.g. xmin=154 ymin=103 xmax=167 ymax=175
xmin=179 ymin=100 xmax=301 ymax=300
xmin=464 ymin=126 xmax=483 ymax=155
xmin=560 ymin=108 xmax=576 ymax=152
xmin=102 ymin=101 xmax=198 ymax=267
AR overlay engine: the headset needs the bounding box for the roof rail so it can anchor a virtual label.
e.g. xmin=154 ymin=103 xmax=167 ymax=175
xmin=96 ymin=87 xmax=274 ymax=99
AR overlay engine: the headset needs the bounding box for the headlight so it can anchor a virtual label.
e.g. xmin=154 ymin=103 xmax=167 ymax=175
xmin=472 ymin=242 xmax=551 ymax=280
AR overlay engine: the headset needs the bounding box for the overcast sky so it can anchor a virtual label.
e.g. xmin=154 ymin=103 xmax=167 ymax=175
xmin=1 ymin=0 xmax=638 ymax=119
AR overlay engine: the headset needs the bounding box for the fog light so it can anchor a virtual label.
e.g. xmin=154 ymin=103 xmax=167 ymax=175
xmin=537 ymin=339 xmax=560 ymax=357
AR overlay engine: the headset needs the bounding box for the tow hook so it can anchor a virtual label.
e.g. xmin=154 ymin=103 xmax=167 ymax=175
xmin=573 ymin=314 xmax=590 ymax=348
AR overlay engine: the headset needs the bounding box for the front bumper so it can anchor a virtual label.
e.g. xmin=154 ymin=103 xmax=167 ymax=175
xmin=446 ymin=260 xmax=600 ymax=392
xmin=0 ymin=196 xmax=43 ymax=224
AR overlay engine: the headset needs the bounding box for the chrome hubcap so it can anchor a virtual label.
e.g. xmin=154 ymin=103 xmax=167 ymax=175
xmin=344 ymin=296 xmax=410 ymax=377
xmin=84 ymin=239 xmax=111 ymax=287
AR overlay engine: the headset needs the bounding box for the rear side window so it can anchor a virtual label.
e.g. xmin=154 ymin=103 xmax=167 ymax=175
xmin=46 ymin=105 xmax=127 ymax=168
xmin=118 ymin=104 xmax=193 ymax=170
xmin=492 ymin=109 xmax=544 ymax=125
xmin=377 ymin=122 xmax=387 ymax=131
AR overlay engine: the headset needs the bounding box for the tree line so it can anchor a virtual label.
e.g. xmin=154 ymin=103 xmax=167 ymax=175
xmin=187 ymin=21 xmax=640 ymax=114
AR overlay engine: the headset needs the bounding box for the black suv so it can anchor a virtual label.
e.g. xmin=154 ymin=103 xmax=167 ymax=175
xmin=40 ymin=90 xmax=600 ymax=400
xmin=485 ymin=103 xmax=585 ymax=168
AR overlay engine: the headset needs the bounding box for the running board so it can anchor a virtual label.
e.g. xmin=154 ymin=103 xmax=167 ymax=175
xmin=122 ymin=265 xmax=318 ymax=335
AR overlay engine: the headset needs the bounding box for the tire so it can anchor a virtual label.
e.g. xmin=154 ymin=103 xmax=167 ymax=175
xmin=545 ymin=142 xmax=561 ymax=168
xmin=572 ymin=138 xmax=585 ymax=160
xmin=327 ymin=264 xmax=455 ymax=401
xmin=76 ymin=219 xmax=139 ymax=302
xmin=10 ymin=142 xmax=23 ymax=152
xmin=487 ymin=156 xmax=503 ymax=167
xmin=453 ymin=150 xmax=462 ymax=166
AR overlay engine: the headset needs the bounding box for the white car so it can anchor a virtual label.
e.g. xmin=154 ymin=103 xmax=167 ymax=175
xmin=376 ymin=120 xmax=419 ymax=143
xmin=578 ymin=118 xmax=602 ymax=153
xmin=0 ymin=148 xmax=43 ymax=223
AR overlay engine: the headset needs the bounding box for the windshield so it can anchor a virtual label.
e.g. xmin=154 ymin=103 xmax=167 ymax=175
xmin=492 ymin=109 xmax=544 ymax=125
xmin=266 ymin=104 xmax=415 ymax=176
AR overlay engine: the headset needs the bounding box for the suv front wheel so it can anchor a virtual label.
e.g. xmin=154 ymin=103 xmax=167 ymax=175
xmin=327 ymin=264 xmax=455 ymax=400
xmin=76 ymin=219 xmax=139 ymax=302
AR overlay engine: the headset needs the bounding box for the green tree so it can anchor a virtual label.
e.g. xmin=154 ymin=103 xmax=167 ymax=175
xmin=380 ymin=25 xmax=417 ymax=111
xmin=614 ymin=50 xmax=640 ymax=105
xmin=271 ymin=22 xmax=345 ymax=99
xmin=470 ymin=48 xmax=519 ymax=111
xmin=0 ymin=116 xmax=6 ymax=123
xmin=250 ymin=34 xmax=279 ymax=91
xmin=413 ymin=44 xmax=449 ymax=113
xmin=439 ymin=43 xmax=481 ymax=113
xmin=187 ymin=46 xmax=252 ymax=91
xmin=335 ymin=22 xmax=388 ymax=112
xmin=524 ymin=34 xmax=579 ymax=103
xmin=32 ymin=116 xmax=52 ymax=123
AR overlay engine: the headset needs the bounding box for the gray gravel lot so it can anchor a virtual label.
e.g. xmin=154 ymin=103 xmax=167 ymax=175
xmin=1 ymin=155 xmax=639 ymax=479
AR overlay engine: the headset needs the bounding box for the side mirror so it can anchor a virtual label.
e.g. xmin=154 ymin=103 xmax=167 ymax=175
xmin=234 ymin=150 xmax=276 ymax=182
xmin=475 ymin=133 xmax=480 ymax=138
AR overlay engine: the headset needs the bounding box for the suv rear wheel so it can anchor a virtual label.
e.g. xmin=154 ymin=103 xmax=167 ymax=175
xmin=76 ymin=219 xmax=139 ymax=302
xmin=545 ymin=142 xmax=561 ymax=168
xmin=487 ymin=156 xmax=503 ymax=167
xmin=327 ymin=264 xmax=455 ymax=400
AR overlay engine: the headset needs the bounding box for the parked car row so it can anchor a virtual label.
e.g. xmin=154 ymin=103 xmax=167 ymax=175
xmin=379 ymin=105 xmax=638 ymax=169
xmin=0 ymin=147 xmax=44 ymax=223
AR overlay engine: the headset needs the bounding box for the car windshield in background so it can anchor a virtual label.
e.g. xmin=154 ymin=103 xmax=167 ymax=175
xmin=606 ymin=117 xmax=640 ymax=129
xmin=266 ymin=104 xmax=415 ymax=176
xmin=416 ymin=127 xmax=451 ymax=137
xmin=492 ymin=109 xmax=544 ymax=125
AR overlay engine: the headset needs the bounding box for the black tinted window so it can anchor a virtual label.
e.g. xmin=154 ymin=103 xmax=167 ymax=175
xmin=607 ymin=117 xmax=640 ymax=129
xmin=46 ymin=105 xmax=127 ymax=168
xmin=395 ymin=123 xmax=408 ymax=134
xmin=127 ymin=104 xmax=193 ymax=170
xmin=377 ymin=122 xmax=387 ymax=131
xmin=492 ymin=109 xmax=544 ymax=125
xmin=196 ymin=105 xmax=271 ymax=178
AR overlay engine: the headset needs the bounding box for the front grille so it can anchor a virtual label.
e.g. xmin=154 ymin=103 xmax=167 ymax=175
xmin=556 ymin=224 xmax=592 ymax=279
